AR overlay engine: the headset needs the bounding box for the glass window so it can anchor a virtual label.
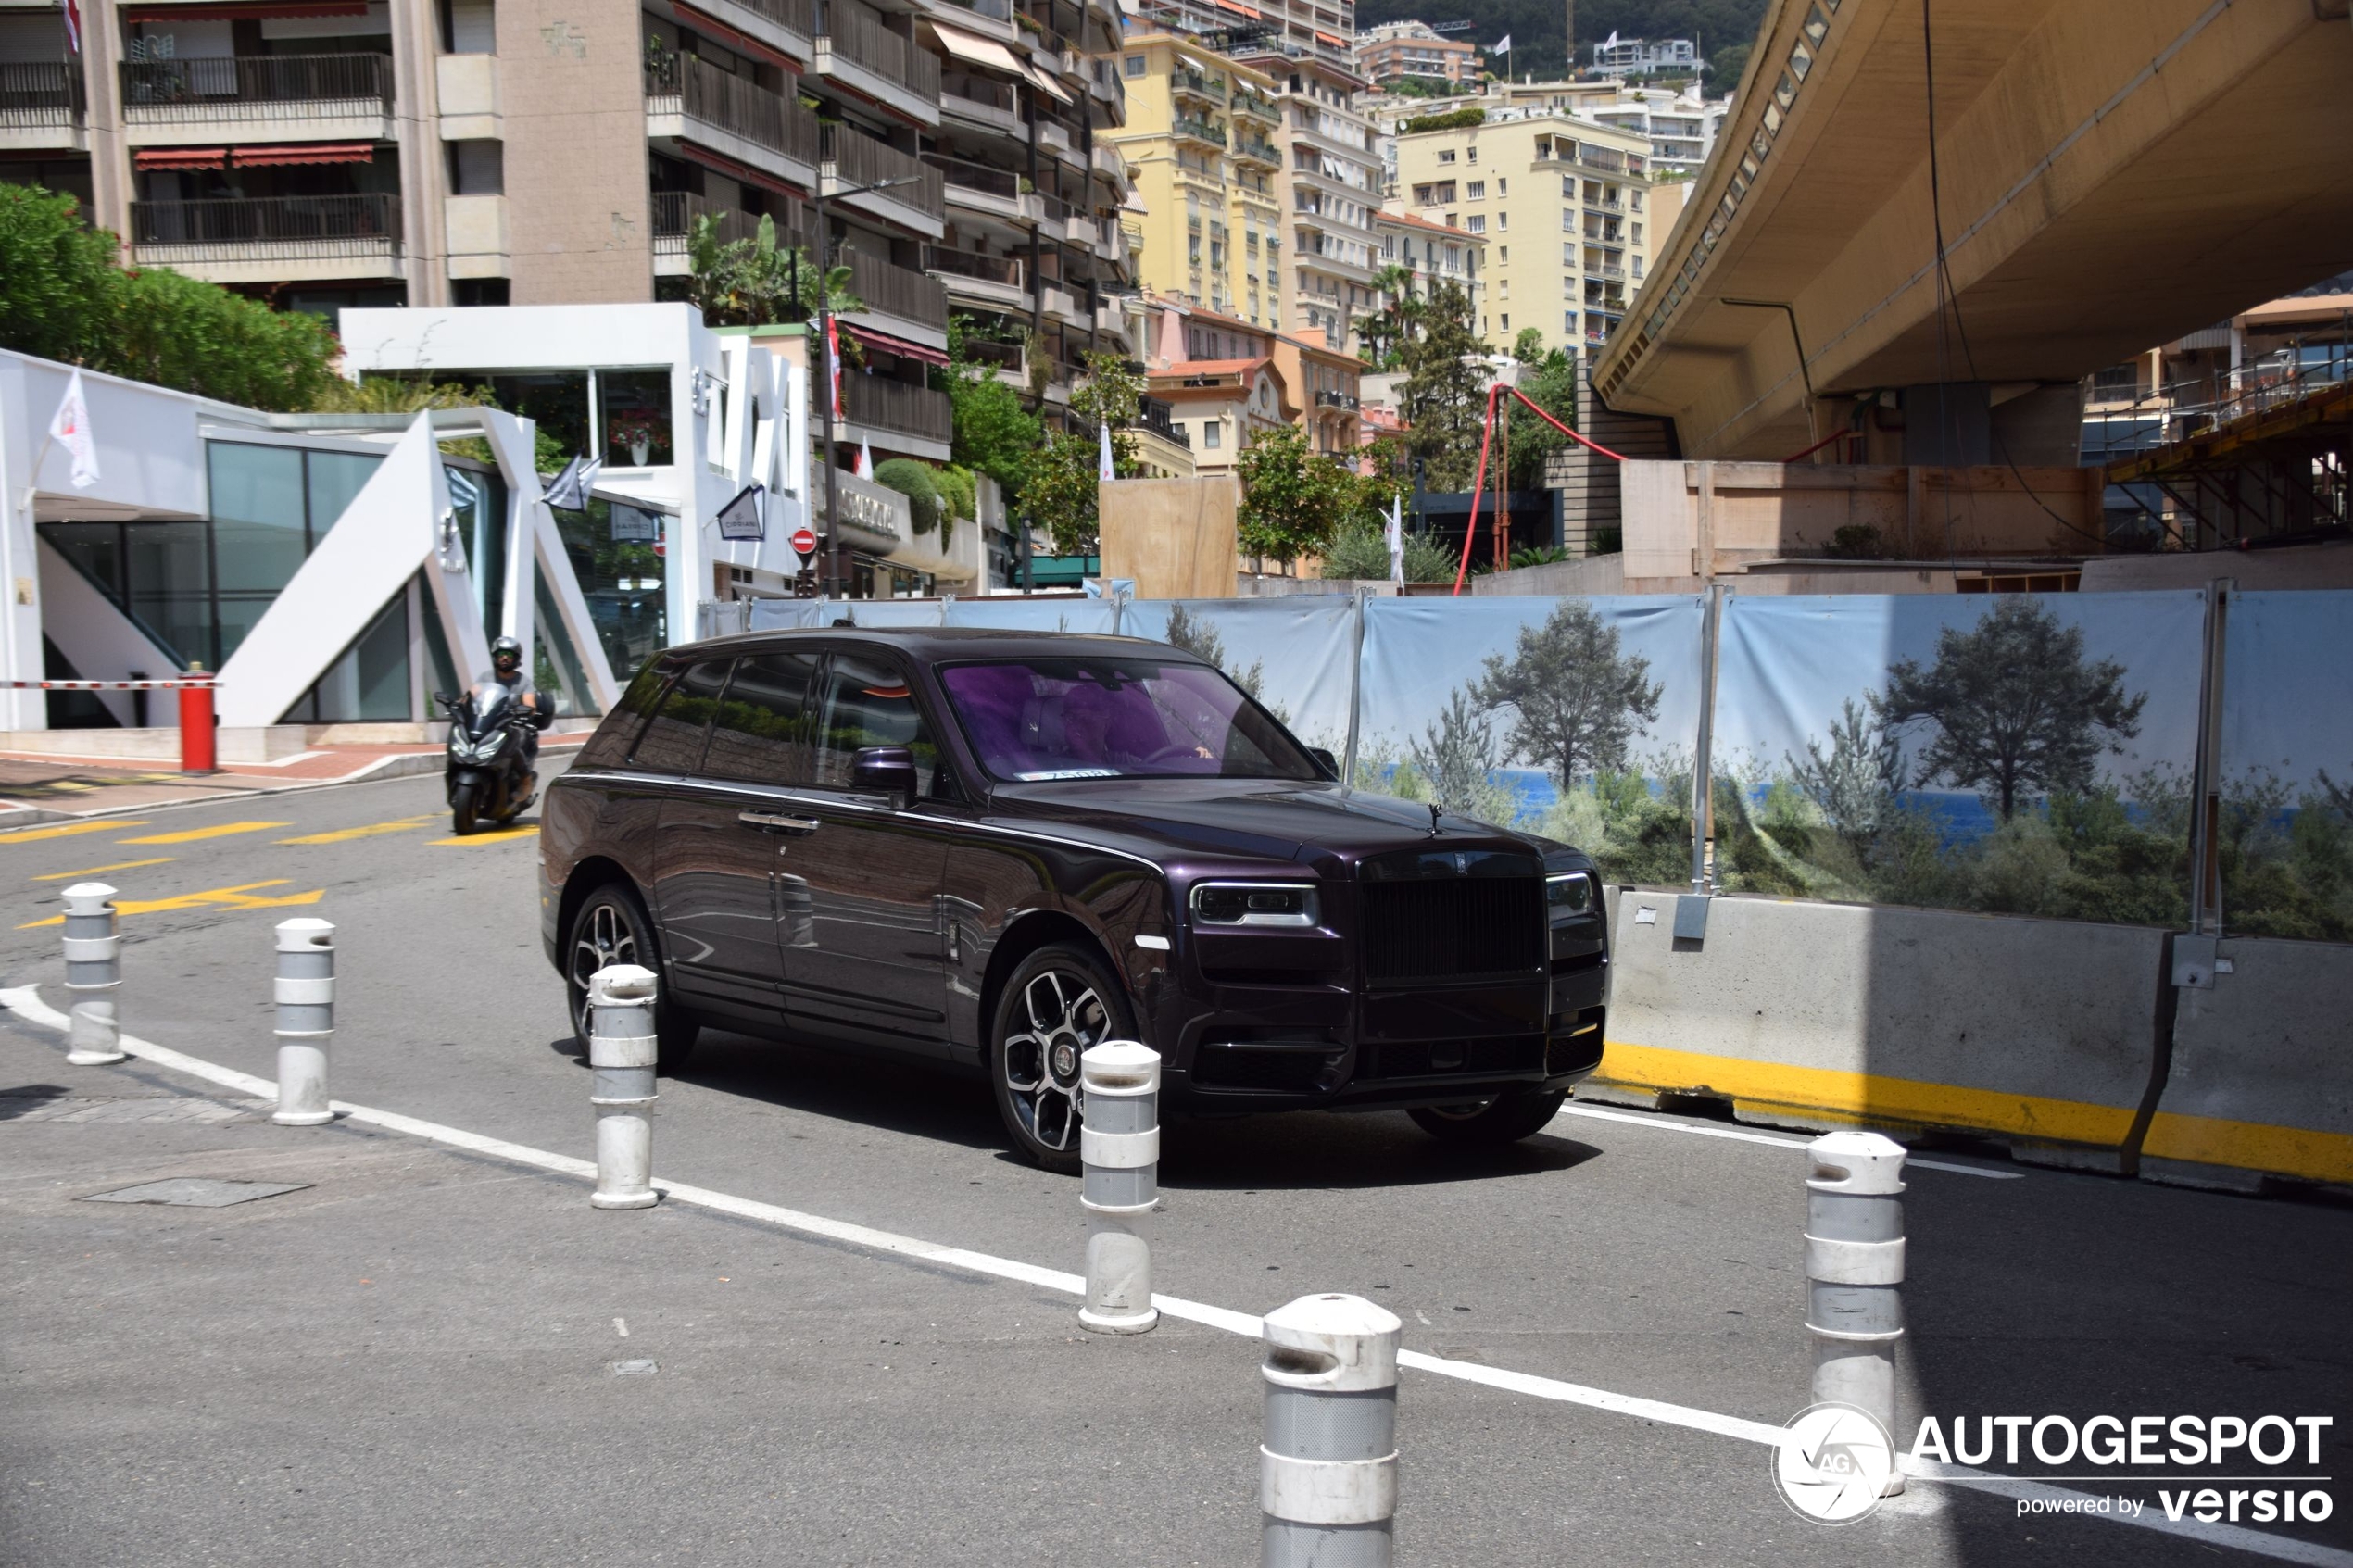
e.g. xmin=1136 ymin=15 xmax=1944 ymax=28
xmin=533 ymin=577 xmax=602 ymax=719
xmin=305 ymin=450 xmax=382 ymax=543
xmin=1203 ymin=421 xmax=1222 ymax=449
xmin=810 ymin=652 xmax=940 ymax=796
xmin=208 ymin=442 xmax=308 ymax=612
xmin=285 ymin=592 xmax=410 ymax=722
xmin=598 ymin=369 xmax=673 ymax=466
xmin=486 ymin=372 xmax=590 ymax=468
xmin=703 ymin=651 xmax=823 ymax=785
xmin=628 ymin=659 xmax=729 ymax=772
xmin=578 ymin=660 xmax=666 ymax=768
xmin=125 ymin=521 xmax=214 ymax=669
xmin=937 ymin=658 xmax=1315 ymax=783
xmin=446 ymin=461 xmax=508 ymax=639
xmin=1125 ymin=53 xmax=1143 ymax=75
xmin=549 ymin=496 xmax=666 ymax=680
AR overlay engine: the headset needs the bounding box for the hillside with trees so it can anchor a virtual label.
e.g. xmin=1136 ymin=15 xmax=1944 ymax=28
xmin=1352 ymin=0 xmax=1765 ymax=87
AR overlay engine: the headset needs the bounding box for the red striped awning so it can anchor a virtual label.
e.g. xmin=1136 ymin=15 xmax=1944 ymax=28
xmin=123 ymin=1 xmax=365 ymax=18
xmin=1314 ymin=28 xmax=1345 ymax=44
xmin=839 ymin=323 xmax=950 ymax=368
xmin=135 ymin=146 xmax=228 ymax=169
xmin=232 ymin=142 xmax=374 ymax=166
xmin=1214 ymin=0 xmax=1261 ymax=17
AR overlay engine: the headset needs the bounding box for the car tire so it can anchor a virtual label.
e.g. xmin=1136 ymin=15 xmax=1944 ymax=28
xmin=1407 ymin=1086 xmax=1567 ymax=1147
xmin=989 ymin=941 xmax=1135 ymax=1176
xmin=565 ymin=882 xmax=699 ymax=1073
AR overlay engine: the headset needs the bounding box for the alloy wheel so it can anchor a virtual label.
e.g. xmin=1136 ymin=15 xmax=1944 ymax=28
xmin=569 ymin=897 xmax=640 ymax=1030
xmin=1000 ymin=968 xmax=1111 ymax=1154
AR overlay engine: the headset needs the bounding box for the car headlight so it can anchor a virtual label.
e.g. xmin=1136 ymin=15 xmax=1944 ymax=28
xmin=1546 ymin=872 xmax=1593 ymax=914
xmin=1189 ymin=882 xmax=1320 ymax=928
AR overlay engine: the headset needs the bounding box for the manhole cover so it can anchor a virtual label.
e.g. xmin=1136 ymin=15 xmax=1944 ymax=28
xmin=82 ymin=1178 xmax=310 ymax=1208
xmin=610 ymin=1360 xmax=660 ymax=1376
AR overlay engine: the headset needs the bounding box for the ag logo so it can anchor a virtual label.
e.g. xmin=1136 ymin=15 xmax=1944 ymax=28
xmin=1773 ymin=1403 xmax=1897 ymax=1524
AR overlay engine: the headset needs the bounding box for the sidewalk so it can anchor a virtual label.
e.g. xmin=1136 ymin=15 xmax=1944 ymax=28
xmin=0 ymin=736 xmax=587 ymax=828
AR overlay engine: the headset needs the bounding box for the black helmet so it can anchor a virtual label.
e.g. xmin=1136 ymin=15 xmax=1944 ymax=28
xmin=492 ymin=635 xmax=522 ymax=671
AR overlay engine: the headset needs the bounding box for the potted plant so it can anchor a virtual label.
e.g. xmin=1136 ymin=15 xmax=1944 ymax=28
xmin=609 ymin=408 xmax=661 ymax=466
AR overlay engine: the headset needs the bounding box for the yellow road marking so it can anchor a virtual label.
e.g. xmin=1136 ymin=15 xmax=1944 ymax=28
xmin=0 ymin=819 xmax=151 ymax=845
xmin=19 ymin=880 xmax=325 ymax=927
xmin=278 ymin=815 xmax=438 ymax=846
xmin=431 ymin=825 xmax=539 ymax=847
xmin=118 ymin=821 xmax=292 ymax=845
xmin=32 ymin=858 xmax=176 ymax=882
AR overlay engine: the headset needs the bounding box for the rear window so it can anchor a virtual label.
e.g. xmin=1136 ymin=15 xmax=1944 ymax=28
xmin=628 ymin=659 xmax=729 ymax=772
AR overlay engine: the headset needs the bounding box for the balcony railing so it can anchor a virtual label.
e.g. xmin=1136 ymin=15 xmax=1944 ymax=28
xmin=129 ymin=194 xmax=400 ymax=257
xmin=721 ymin=0 xmax=814 ymax=39
xmin=938 ymin=0 xmax=1013 ymax=18
xmin=0 ymin=61 xmax=84 ymax=128
xmin=842 ymin=374 xmax=951 ymax=443
xmin=942 ymin=72 xmax=1016 ymax=117
xmin=821 ymin=0 xmax=940 ymax=102
xmin=1139 ymin=396 xmax=1190 ymax=447
xmin=925 ymin=245 xmax=1024 ymax=288
xmin=1172 ymin=69 xmax=1226 ymax=102
xmin=1315 ymin=389 xmax=1360 ymax=411
xmin=824 ymin=125 xmax=945 ymax=220
xmin=1172 ymin=116 xmax=1225 ymax=147
xmin=650 ymin=191 xmax=791 ymax=255
xmin=1232 ymin=134 xmax=1280 ymax=164
xmin=838 ymin=248 xmax=947 ymax=330
xmin=922 ymin=150 xmax=1020 ymax=202
xmin=120 ymin=54 xmax=392 ymax=116
xmin=648 ymin=52 xmax=820 ymax=169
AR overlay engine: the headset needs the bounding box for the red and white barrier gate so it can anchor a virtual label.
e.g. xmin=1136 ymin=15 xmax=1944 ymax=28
xmin=0 ymin=675 xmax=220 ymax=774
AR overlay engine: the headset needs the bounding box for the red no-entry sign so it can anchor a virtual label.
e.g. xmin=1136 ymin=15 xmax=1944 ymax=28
xmin=790 ymin=528 xmax=818 ymax=558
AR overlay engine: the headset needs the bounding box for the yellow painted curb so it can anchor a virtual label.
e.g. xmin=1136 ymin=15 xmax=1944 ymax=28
xmin=1593 ymin=1040 xmax=2352 ymax=1186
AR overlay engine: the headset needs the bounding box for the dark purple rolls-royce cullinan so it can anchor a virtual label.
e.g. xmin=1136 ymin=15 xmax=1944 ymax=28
xmin=540 ymin=627 xmax=1608 ymax=1171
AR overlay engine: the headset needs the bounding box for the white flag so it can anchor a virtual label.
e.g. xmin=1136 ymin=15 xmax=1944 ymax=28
xmin=1098 ymin=420 xmax=1115 ymax=482
xmin=47 ymin=368 xmax=99 ymax=489
xmin=1492 ymin=32 xmax=1511 ymax=54
xmin=1385 ymin=494 xmax=1405 ymax=587
xmin=540 ymin=454 xmax=601 ymax=511
xmin=855 ymin=440 xmax=874 ymax=480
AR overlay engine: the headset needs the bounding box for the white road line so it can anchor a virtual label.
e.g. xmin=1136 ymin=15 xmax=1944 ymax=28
xmin=5 ymin=985 xmax=2335 ymax=1567
xmin=1553 ymin=1100 xmax=2026 ymax=1179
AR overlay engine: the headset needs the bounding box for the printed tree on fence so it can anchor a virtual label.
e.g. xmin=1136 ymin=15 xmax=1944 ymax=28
xmin=1470 ymin=599 xmax=1662 ymax=789
xmin=1164 ymin=603 xmax=1266 ymax=702
xmin=1874 ymin=597 xmax=2146 ymax=821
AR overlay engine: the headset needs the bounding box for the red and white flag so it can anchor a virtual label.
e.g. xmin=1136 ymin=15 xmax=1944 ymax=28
xmin=47 ymin=368 xmax=99 ymax=489
xmin=61 ymin=0 xmax=82 ymax=52
xmin=855 ymin=440 xmax=874 ymax=480
xmin=825 ymin=318 xmax=845 ymax=421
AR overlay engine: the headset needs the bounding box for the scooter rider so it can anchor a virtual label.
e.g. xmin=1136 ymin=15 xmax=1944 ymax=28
xmin=479 ymin=634 xmax=554 ymax=779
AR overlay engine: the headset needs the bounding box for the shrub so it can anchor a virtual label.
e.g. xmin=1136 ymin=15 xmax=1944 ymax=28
xmin=873 ymin=458 xmax=942 ymax=535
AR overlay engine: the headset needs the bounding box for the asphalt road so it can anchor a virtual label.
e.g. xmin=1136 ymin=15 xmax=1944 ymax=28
xmin=1 ymin=768 xmax=2347 ymax=1567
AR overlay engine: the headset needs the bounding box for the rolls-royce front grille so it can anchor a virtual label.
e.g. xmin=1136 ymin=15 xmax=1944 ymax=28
xmin=1361 ymin=875 xmax=1545 ymax=985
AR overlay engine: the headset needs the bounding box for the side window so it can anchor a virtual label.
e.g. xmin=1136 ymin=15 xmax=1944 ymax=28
xmin=811 ymin=653 xmax=943 ymax=797
xmin=576 ymin=663 xmax=667 ymax=768
xmin=701 ymin=651 xmax=823 ymax=785
xmin=628 ymin=659 xmax=730 ymax=772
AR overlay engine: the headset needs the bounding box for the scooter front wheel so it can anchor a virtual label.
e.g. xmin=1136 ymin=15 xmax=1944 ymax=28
xmin=450 ymin=777 xmax=481 ymax=835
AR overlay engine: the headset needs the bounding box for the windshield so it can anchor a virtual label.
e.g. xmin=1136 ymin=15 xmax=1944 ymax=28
xmin=937 ymin=658 xmax=1320 ymax=783
xmin=469 ymin=682 xmax=511 ymax=717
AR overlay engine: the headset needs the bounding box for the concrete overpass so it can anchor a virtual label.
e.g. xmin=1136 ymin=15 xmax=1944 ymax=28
xmin=1591 ymin=0 xmax=2353 ymax=461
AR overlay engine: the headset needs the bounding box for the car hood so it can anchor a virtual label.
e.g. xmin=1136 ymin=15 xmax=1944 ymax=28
xmin=988 ymin=777 xmax=1540 ymax=868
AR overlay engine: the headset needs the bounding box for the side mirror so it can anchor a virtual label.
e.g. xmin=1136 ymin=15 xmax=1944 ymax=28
xmin=852 ymin=745 xmax=918 ymax=804
xmin=1307 ymin=746 xmax=1340 ymax=779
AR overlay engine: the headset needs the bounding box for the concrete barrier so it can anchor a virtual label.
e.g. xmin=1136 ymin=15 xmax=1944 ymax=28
xmin=1590 ymin=892 xmax=2167 ymax=1169
xmin=2143 ymin=937 xmax=2353 ymax=1189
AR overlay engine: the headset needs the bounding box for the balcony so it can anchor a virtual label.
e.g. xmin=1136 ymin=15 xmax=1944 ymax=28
xmin=1228 ymin=88 xmax=1278 ymax=124
xmin=1231 ymin=133 xmax=1280 ymax=168
xmin=695 ymin=0 xmax=815 ymax=67
xmin=646 ymin=53 xmax=819 ymax=190
xmin=942 ymin=73 xmax=1020 ymax=135
xmin=650 ymin=191 xmax=790 ymax=274
xmin=925 ymin=243 xmax=1027 ymax=312
xmin=1171 ymin=116 xmax=1225 ymax=150
xmin=1315 ymin=388 xmax=1360 ymax=411
xmin=837 ymin=247 xmax=949 ymax=349
xmin=1139 ymin=396 xmax=1190 ymax=448
xmin=0 ymin=62 xmax=84 ymax=151
xmin=824 ymin=125 xmax=944 ymax=238
xmin=840 ymin=373 xmax=952 ymax=453
xmin=119 ymin=55 xmax=394 ymax=146
xmin=813 ymin=0 xmax=939 ymax=129
xmin=1089 ymin=141 xmax=1125 ymax=182
xmin=1172 ymin=69 xmax=1226 ymax=105
xmin=127 ymin=194 xmax=399 ymax=283
xmin=922 ymin=151 xmax=1038 ymax=225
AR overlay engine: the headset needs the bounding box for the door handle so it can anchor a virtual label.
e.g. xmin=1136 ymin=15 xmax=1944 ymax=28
xmin=739 ymin=810 xmax=821 ymax=834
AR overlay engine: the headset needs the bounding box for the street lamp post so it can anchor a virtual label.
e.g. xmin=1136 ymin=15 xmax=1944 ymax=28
xmin=812 ymin=165 xmax=922 ymax=599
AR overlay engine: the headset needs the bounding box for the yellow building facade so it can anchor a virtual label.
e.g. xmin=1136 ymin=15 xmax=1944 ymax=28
xmin=1105 ymin=34 xmax=1287 ymax=331
xmin=1393 ymin=111 xmax=1658 ymax=358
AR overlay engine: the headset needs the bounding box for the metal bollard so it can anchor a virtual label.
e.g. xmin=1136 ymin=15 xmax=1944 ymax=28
xmin=61 ymin=882 xmax=126 ymax=1066
xmin=1077 ymin=1040 xmax=1159 ymax=1334
xmin=1805 ymin=1129 xmax=1907 ymax=1495
xmin=1261 ymin=1293 xmax=1401 ymax=1568
xmin=587 ymin=964 xmax=661 ymax=1210
xmin=271 ymin=918 xmax=336 ymax=1125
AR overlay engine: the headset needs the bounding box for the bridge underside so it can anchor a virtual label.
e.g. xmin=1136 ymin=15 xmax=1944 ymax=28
xmin=1593 ymin=0 xmax=2353 ymax=460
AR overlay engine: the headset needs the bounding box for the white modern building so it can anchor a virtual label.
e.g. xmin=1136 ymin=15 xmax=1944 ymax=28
xmin=1585 ymin=85 xmax=1727 ymax=179
xmin=0 ymin=345 xmax=622 ymax=742
xmin=1590 ymin=37 xmax=1698 ymax=78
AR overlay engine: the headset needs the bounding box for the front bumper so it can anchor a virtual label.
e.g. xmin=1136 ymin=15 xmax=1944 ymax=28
xmin=1146 ymin=953 xmax=1610 ymax=1115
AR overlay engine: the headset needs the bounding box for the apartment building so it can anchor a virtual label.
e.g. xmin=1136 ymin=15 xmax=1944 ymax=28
xmin=1585 ymin=84 xmax=1725 ymax=178
xmin=1352 ymin=21 xmax=1478 ymax=90
xmin=1393 ymin=109 xmax=1654 ymax=355
xmin=1373 ymin=207 xmax=1481 ymax=306
xmin=1125 ymin=0 xmax=1354 ymax=74
xmin=1590 ymin=36 xmax=1696 ymax=77
xmin=1104 ymin=32 xmax=1283 ymax=327
xmin=0 ymin=0 xmax=1133 ymax=465
xmin=1237 ymin=45 xmax=1378 ymax=355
